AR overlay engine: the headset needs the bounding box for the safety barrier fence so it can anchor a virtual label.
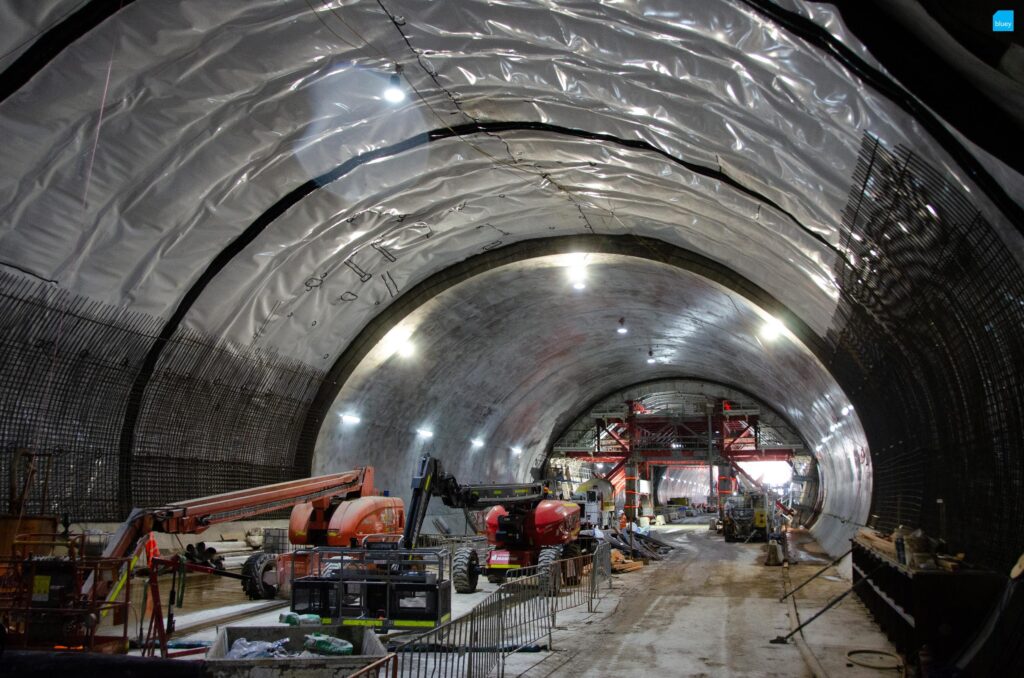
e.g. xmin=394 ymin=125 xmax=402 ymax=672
xmin=350 ymin=652 xmax=400 ymax=678
xmin=394 ymin=543 xmax=612 ymax=677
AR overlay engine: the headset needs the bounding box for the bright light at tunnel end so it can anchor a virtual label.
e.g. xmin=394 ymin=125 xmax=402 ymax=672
xmin=417 ymin=428 xmax=434 ymax=438
xmin=340 ymin=413 xmax=361 ymax=425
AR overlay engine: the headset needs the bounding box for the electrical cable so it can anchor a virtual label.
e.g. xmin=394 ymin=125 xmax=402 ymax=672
xmin=846 ymin=649 xmax=904 ymax=676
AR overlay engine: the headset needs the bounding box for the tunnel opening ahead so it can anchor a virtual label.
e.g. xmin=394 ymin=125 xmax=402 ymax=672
xmin=546 ymin=378 xmax=848 ymax=546
xmin=312 ymin=252 xmax=871 ymax=556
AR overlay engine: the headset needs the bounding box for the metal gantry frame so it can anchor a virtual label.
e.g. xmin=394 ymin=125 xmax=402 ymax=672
xmin=550 ymin=383 xmax=811 ymax=516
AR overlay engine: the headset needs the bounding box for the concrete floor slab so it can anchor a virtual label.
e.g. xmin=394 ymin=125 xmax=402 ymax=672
xmin=505 ymin=522 xmax=899 ymax=677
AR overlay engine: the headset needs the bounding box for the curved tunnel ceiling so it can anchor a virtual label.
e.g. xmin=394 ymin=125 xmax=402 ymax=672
xmin=0 ymin=0 xmax=1021 ymax=580
xmin=313 ymin=253 xmax=870 ymax=555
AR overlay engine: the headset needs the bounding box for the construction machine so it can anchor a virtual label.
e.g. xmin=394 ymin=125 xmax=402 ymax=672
xmin=0 ymin=467 xmax=401 ymax=654
xmin=402 ymin=455 xmax=587 ymax=593
xmin=722 ymin=492 xmax=768 ymax=543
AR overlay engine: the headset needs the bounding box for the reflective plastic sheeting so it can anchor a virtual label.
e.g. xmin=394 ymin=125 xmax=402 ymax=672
xmin=1 ymin=0 xmax=1020 ymax=346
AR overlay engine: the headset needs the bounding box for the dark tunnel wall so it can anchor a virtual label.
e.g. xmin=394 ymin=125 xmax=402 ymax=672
xmin=824 ymin=137 xmax=1024 ymax=570
xmin=0 ymin=273 xmax=326 ymax=518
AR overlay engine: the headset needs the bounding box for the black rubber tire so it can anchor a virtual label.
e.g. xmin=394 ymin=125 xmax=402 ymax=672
xmin=241 ymin=552 xmax=278 ymax=600
xmin=560 ymin=542 xmax=583 ymax=586
xmin=537 ymin=547 xmax=561 ymax=596
xmin=452 ymin=547 xmax=479 ymax=593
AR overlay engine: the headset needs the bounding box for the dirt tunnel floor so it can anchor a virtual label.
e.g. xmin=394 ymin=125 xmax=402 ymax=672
xmin=507 ymin=520 xmax=898 ymax=677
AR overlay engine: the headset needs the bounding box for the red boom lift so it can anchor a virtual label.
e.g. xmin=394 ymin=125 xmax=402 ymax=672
xmin=1 ymin=467 xmax=403 ymax=655
xmin=402 ymin=455 xmax=587 ymax=592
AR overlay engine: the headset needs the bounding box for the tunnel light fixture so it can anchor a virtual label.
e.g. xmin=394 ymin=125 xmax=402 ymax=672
xmin=566 ymin=252 xmax=588 ymax=290
xmin=829 ymin=423 xmax=839 ymax=432
xmin=841 ymin=406 xmax=852 ymax=416
xmin=383 ymin=66 xmax=406 ymax=103
xmin=671 ymin=442 xmax=682 ymax=449
xmin=925 ymin=204 xmax=939 ymax=219
xmin=511 ymin=446 xmax=523 ymax=455
xmin=417 ymin=428 xmax=434 ymax=438
xmin=380 ymin=324 xmax=415 ymax=360
xmin=647 ymin=349 xmax=656 ymax=364
xmin=471 ymin=438 xmax=484 ymax=448
xmin=759 ymin=316 xmax=785 ymax=342
xmin=617 ymin=326 xmax=628 ymax=334
xmin=340 ymin=413 xmax=361 ymax=425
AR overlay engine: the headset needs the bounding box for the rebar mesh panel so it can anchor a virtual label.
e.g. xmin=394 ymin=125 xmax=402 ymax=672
xmin=0 ymin=274 xmax=160 ymax=519
xmin=829 ymin=135 xmax=1024 ymax=572
xmin=0 ymin=273 xmax=327 ymax=520
xmin=131 ymin=329 xmax=326 ymax=506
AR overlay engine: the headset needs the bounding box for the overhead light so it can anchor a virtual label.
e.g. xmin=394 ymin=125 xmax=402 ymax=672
xmin=617 ymin=317 xmax=627 ymax=334
xmin=383 ymin=68 xmax=406 ymax=103
xmin=511 ymin=446 xmax=523 ymax=455
xmin=617 ymin=327 xmax=628 ymax=335
xmin=925 ymin=204 xmax=938 ymax=219
xmin=647 ymin=349 xmax=655 ymax=364
xmin=759 ymin=316 xmax=785 ymax=342
xmin=417 ymin=429 xmax=434 ymax=438
xmin=567 ymin=252 xmax=587 ymax=289
xmin=841 ymin=406 xmax=852 ymax=416
xmin=341 ymin=413 xmax=361 ymax=425
xmin=380 ymin=324 xmax=415 ymax=359
xmin=471 ymin=438 xmax=484 ymax=448
xmin=830 ymin=423 xmax=839 ymax=432
xmin=671 ymin=443 xmax=682 ymax=449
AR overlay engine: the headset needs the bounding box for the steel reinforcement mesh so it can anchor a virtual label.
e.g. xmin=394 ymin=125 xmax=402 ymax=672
xmin=0 ymin=273 xmax=326 ymax=521
xmin=827 ymin=134 xmax=1024 ymax=572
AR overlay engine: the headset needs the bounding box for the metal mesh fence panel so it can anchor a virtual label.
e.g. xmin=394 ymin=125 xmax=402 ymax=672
xmin=0 ymin=273 xmax=326 ymax=520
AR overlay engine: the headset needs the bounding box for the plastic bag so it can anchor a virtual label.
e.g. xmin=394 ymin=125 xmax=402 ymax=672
xmin=279 ymin=611 xmax=322 ymax=626
xmin=303 ymin=632 xmax=354 ymax=656
xmin=225 ymin=637 xmax=291 ymax=658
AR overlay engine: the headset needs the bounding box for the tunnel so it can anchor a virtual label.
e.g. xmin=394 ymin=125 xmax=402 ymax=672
xmin=0 ymin=0 xmax=1021 ymax=672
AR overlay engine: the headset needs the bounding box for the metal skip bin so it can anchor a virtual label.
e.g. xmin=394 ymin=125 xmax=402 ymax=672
xmin=205 ymin=624 xmax=386 ymax=678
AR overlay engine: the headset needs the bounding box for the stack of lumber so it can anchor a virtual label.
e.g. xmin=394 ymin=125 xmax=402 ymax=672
xmin=856 ymin=528 xmax=898 ymax=562
xmin=610 ymin=548 xmax=643 ymax=573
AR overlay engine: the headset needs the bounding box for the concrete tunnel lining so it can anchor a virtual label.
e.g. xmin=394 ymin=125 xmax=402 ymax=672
xmin=313 ymin=252 xmax=871 ymax=555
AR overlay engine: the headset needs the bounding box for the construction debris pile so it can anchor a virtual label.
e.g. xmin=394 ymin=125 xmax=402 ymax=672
xmin=584 ymin=528 xmax=674 ymax=568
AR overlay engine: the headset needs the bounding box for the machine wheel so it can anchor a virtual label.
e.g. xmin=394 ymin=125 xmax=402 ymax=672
xmin=560 ymin=543 xmax=583 ymax=586
xmin=241 ymin=552 xmax=278 ymax=600
xmin=453 ymin=547 xmax=479 ymax=593
xmin=537 ymin=547 xmax=561 ymax=596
